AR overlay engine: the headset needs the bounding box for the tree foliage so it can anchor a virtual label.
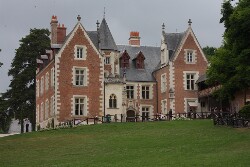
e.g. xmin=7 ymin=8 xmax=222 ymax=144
xmin=207 ymin=0 xmax=250 ymax=101
xmin=202 ymin=46 xmax=217 ymax=60
xmin=4 ymin=29 xmax=50 ymax=132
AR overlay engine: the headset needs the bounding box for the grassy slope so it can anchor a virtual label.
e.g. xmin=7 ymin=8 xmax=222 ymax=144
xmin=0 ymin=120 xmax=250 ymax=167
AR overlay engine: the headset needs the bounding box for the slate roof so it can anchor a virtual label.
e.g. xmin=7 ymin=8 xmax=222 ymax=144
xmin=86 ymin=31 xmax=99 ymax=49
xmin=164 ymin=32 xmax=185 ymax=60
xmin=196 ymin=74 xmax=207 ymax=83
xmin=98 ymin=18 xmax=118 ymax=51
xmin=117 ymin=45 xmax=160 ymax=82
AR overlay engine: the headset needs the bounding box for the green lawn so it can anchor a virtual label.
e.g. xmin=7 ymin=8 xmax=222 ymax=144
xmin=0 ymin=120 xmax=250 ymax=167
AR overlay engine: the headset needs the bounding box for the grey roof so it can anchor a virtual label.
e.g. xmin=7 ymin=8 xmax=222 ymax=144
xmin=87 ymin=31 xmax=99 ymax=49
xmin=164 ymin=32 xmax=185 ymax=59
xmin=98 ymin=18 xmax=118 ymax=51
xmin=196 ymin=74 xmax=207 ymax=83
xmin=117 ymin=45 xmax=160 ymax=82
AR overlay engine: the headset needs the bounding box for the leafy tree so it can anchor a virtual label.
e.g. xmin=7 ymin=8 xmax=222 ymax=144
xmin=202 ymin=46 xmax=217 ymax=60
xmin=0 ymin=96 xmax=12 ymax=133
xmin=207 ymin=0 xmax=250 ymax=102
xmin=4 ymin=29 xmax=50 ymax=133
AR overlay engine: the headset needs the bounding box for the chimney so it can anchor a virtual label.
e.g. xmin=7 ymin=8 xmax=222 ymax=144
xmin=129 ymin=31 xmax=140 ymax=47
xmin=57 ymin=23 xmax=67 ymax=44
xmin=50 ymin=15 xmax=58 ymax=44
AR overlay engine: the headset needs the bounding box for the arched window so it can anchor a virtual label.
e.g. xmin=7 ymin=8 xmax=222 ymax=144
xmin=109 ymin=94 xmax=117 ymax=108
xmin=120 ymin=50 xmax=130 ymax=68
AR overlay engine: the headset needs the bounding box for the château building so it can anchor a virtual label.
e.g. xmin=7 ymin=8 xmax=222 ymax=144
xmin=36 ymin=15 xmax=208 ymax=128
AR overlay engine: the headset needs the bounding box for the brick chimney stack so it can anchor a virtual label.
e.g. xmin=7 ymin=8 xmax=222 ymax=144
xmin=129 ymin=31 xmax=140 ymax=47
xmin=57 ymin=23 xmax=67 ymax=44
xmin=50 ymin=15 xmax=58 ymax=44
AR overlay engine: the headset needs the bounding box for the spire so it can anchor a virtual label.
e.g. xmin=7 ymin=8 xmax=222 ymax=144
xmin=188 ymin=19 xmax=192 ymax=26
xmin=103 ymin=7 xmax=106 ymax=19
xmin=96 ymin=20 xmax=100 ymax=30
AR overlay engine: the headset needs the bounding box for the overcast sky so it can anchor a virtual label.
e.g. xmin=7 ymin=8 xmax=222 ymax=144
xmin=0 ymin=0 xmax=225 ymax=93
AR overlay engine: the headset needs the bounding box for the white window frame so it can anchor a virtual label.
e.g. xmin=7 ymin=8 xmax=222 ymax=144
xmin=50 ymin=67 xmax=54 ymax=87
xmin=109 ymin=94 xmax=117 ymax=108
xmin=45 ymin=99 xmax=49 ymax=120
xmin=184 ymin=49 xmax=197 ymax=64
xmin=161 ymin=74 xmax=167 ymax=93
xmin=36 ymin=79 xmax=39 ymax=97
xmin=183 ymin=71 xmax=199 ymax=91
xmin=74 ymin=45 xmax=87 ymax=60
xmin=161 ymin=100 xmax=167 ymax=114
xmin=45 ymin=72 xmax=49 ymax=91
xmin=50 ymin=96 xmax=54 ymax=117
xmin=36 ymin=105 xmax=39 ymax=123
xmin=40 ymin=76 xmax=44 ymax=95
xmin=141 ymin=105 xmax=152 ymax=119
xmin=40 ymin=102 xmax=44 ymax=122
xmin=73 ymin=67 xmax=88 ymax=86
xmin=73 ymin=95 xmax=88 ymax=116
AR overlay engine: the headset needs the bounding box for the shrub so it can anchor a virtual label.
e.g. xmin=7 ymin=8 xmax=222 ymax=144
xmin=239 ymin=104 xmax=250 ymax=119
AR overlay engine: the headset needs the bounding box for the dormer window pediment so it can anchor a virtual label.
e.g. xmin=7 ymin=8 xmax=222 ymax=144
xmin=134 ymin=51 xmax=145 ymax=69
xmin=120 ymin=50 xmax=130 ymax=68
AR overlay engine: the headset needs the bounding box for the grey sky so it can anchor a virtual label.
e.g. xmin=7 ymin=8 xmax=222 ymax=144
xmin=0 ymin=0 xmax=225 ymax=93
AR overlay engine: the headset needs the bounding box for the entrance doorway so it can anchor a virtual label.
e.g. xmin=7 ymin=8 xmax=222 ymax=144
xmin=126 ymin=110 xmax=135 ymax=122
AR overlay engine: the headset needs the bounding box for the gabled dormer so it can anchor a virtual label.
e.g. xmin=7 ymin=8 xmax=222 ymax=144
xmin=120 ymin=50 xmax=130 ymax=68
xmin=133 ymin=51 xmax=145 ymax=69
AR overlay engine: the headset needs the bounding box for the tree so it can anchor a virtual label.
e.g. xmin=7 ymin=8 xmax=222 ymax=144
xmin=4 ymin=29 xmax=50 ymax=133
xmin=202 ymin=46 xmax=217 ymax=60
xmin=207 ymin=0 xmax=250 ymax=102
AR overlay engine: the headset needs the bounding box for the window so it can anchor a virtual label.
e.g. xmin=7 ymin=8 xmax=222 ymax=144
xmin=105 ymin=57 xmax=110 ymax=64
xmin=187 ymin=52 xmax=193 ymax=62
xmin=36 ymin=80 xmax=39 ymax=97
xmin=50 ymin=68 xmax=54 ymax=87
xmin=162 ymin=100 xmax=167 ymax=114
xmin=120 ymin=50 xmax=130 ymax=68
xmin=40 ymin=102 xmax=44 ymax=121
xmin=109 ymin=94 xmax=117 ymax=108
xmin=74 ymin=97 xmax=85 ymax=116
xmin=37 ymin=105 xmax=39 ymax=123
xmin=142 ymin=86 xmax=150 ymax=99
xmin=161 ymin=74 xmax=166 ymax=92
xmin=45 ymin=72 xmax=49 ymax=91
xmin=74 ymin=45 xmax=87 ymax=60
xmin=77 ymin=48 xmax=83 ymax=58
xmin=74 ymin=68 xmax=85 ymax=86
xmin=40 ymin=76 xmax=44 ymax=95
xmin=45 ymin=99 xmax=49 ymax=120
xmin=135 ymin=51 xmax=145 ymax=69
xmin=50 ymin=96 xmax=54 ymax=117
xmin=186 ymin=74 xmax=195 ymax=90
xmin=142 ymin=107 xmax=150 ymax=119
xmin=126 ymin=86 xmax=134 ymax=99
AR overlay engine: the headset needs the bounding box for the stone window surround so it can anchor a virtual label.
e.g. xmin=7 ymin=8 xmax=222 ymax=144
xmin=184 ymin=49 xmax=197 ymax=64
xmin=183 ymin=71 xmax=199 ymax=91
xmin=126 ymin=85 xmax=134 ymax=99
xmin=72 ymin=66 xmax=88 ymax=87
xmin=161 ymin=73 xmax=167 ymax=93
xmin=74 ymin=45 xmax=87 ymax=60
xmin=72 ymin=95 xmax=88 ymax=116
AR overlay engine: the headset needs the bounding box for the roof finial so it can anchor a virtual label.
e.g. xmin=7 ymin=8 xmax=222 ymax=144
xmin=162 ymin=23 xmax=165 ymax=31
xmin=96 ymin=20 xmax=100 ymax=30
xmin=77 ymin=15 xmax=81 ymax=22
xmin=103 ymin=7 xmax=106 ymax=19
xmin=188 ymin=19 xmax=192 ymax=26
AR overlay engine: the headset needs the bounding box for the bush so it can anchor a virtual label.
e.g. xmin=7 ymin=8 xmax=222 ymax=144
xmin=239 ymin=104 xmax=250 ymax=119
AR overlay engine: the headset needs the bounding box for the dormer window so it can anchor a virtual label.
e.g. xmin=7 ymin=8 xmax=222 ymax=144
xmin=134 ymin=51 xmax=145 ymax=69
xmin=120 ymin=50 xmax=130 ymax=68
